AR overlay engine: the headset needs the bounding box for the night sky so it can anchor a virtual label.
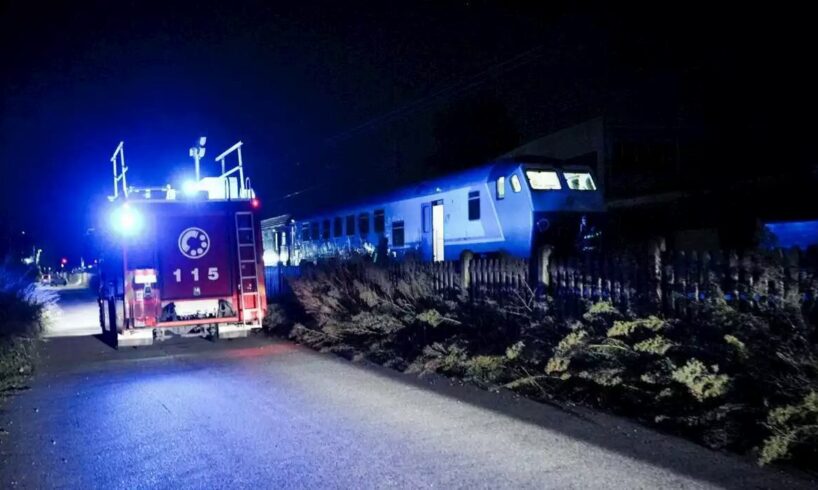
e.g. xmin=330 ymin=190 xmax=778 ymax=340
xmin=1 ymin=2 xmax=814 ymax=264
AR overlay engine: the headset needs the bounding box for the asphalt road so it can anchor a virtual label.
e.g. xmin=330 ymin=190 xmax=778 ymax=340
xmin=42 ymin=286 xmax=102 ymax=338
xmin=1 ymin=289 xmax=814 ymax=488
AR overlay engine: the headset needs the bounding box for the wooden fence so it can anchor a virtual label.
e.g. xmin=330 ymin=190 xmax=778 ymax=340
xmin=266 ymin=241 xmax=817 ymax=317
xmin=389 ymin=255 xmax=530 ymax=297
xmin=385 ymin=243 xmax=818 ymax=316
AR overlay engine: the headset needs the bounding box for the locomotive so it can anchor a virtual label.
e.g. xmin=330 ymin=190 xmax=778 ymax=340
xmin=264 ymin=157 xmax=605 ymax=265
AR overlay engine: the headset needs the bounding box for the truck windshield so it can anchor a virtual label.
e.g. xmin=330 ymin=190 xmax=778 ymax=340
xmin=525 ymin=170 xmax=561 ymax=190
xmin=564 ymin=172 xmax=597 ymax=191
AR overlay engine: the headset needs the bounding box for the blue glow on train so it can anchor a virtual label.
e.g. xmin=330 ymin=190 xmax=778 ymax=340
xmin=269 ymin=159 xmax=605 ymax=264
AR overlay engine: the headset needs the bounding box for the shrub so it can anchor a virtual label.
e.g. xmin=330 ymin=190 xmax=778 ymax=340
xmin=409 ymin=342 xmax=470 ymax=376
xmin=633 ymin=336 xmax=674 ymax=355
xmin=465 ymin=355 xmax=507 ymax=388
xmin=723 ymin=334 xmax=747 ymax=360
xmin=262 ymin=303 xmax=291 ymax=335
xmin=1 ymin=266 xmax=55 ymax=339
xmin=760 ymin=391 xmax=818 ymax=465
xmin=0 ymin=337 xmax=37 ymax=392
xmin=545 ymin=330 xmax=589 ymax=378
xmin=582 ymin=301 xmax=622 ymax=332
xmin=280 ymin=257 xmax=818 ymax=470
xmin=1 ymin=263 xmax=53 ymax=395
xmin=670 ymin=359 xmax=731 ymax=402
xmin=607 ymin=316 xmax=667 ymax=339
xmin=505 ymin=341 xmax=524 ymax=361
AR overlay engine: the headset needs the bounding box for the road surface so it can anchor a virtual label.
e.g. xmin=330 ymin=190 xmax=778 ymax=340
xmin=42 ymin=286 xmax=102 ymax=338
xmin=1 ymin=288 xmax=814 ymax=488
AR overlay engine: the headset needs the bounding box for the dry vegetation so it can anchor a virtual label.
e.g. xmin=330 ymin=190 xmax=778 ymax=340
xmin=266 ymin=257 xmax=818 ymax=470
xmin=1 ymin=263 xmax=54 ymax=394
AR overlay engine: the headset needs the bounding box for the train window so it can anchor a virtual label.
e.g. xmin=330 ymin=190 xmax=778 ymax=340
xmin=311 ymin=222 xmax=319 ymax=241
xmin=468 ymin=190 xmax=480 ymax=221
xmin=322 ymin=219 xmax=330 ymax=239
xmin=525 ymin=170 xmax=561 ymax=190
xmin=374 ymin=209 xmax=385 ymax=233
xmin=301 ymin=223 xmax=310 ymax=241
xmin=392 ymin=220 xmax=405 ymax=247
xmin=510 ymin=175 xmax=522 ymax=193
xmin=333 ymin=217 xmax=343 ymax=237
xmin=346 ymin=215 xmax=355 ymax=235
xmin=359 ymin=213 xmax=370 ymax=236
xmin=564 ymin=172 xmax=597 ymax=191
xmin=422 ymin=204 xmax=431 ymax=233
xmin=496 ymin=176 xmax=505 ymax=199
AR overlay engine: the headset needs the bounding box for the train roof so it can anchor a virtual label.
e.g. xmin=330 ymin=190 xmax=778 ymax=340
xmin=302 ymin=156 xmax=582 ymax=220
xmin=260 ymin=214 xmax=291 ymax=228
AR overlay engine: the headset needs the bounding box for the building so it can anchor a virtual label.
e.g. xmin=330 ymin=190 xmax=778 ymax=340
xmin=504 ymin=116 xmax=818 ymax=249
xmin=503 ymin=116 xmax=707 ymax=201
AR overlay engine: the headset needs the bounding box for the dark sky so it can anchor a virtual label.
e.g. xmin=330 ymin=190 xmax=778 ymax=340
xmin=1 ymin=2 xmax=815 ymax=264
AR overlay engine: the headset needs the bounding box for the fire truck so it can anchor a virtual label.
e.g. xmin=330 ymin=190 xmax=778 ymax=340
xmin=98 ymin=138 xmax=267 ymax=347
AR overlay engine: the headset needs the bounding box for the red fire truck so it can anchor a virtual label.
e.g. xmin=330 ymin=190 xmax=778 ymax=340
xmin=99 ymin=139 xmax=266 ymax=347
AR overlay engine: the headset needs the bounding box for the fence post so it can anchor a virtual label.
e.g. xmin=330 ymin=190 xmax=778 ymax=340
xmin=537 ymin=245 xmax=553 ymax=287
xmin=648 ymin=237 xmax=665 ymax=312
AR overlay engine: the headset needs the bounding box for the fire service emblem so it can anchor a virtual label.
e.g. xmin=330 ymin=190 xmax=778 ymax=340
xmin=178 ymin=227 xmax=211 ymax=259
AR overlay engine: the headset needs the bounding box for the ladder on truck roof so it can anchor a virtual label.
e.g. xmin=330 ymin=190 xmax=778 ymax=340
xmin=235 ymin=211 xmax=261 ymax=323
xmin=106 ymin=140 xmax=256 ymax=202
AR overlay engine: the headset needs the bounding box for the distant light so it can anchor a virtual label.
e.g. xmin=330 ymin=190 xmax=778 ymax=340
xmin=111 ymin=203 xmax=142 ymax=235
xmin=262 ymin=250 xmax=279 ymax=265
xmin=251 ymin=198 xmax=260 ymax=208
xmin=61 ymin=257 xmax=68 ymax=265
xmin=183 ymin=180 xmax=199 ymax=196
xmin=198 ymin=136 xmax=207 ymax=147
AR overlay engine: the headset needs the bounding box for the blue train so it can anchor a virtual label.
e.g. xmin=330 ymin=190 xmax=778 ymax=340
xmin=263 ymin=157 xmax=605 ymax=265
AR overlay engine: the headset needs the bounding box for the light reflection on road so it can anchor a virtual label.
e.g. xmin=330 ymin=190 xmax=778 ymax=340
xmin=43 ymin=286 xmax=102 ymax=337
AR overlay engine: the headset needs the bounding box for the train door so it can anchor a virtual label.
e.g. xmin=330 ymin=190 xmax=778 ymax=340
xmin=432 ymin=201 xmax=444 ymax=262
xmin=421 ymin=201 xmax=445 ymax=262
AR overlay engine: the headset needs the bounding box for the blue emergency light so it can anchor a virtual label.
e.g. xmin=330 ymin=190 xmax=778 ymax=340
xmin=111 ymin=202 xmax=142 ymax=236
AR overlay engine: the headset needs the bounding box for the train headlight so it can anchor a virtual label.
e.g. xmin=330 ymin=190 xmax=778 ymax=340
xmin=111 ymin=203 xmax=142 ymax=236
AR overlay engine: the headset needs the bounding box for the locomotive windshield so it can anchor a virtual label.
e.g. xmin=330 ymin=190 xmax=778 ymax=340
xmin=564 ymin=172 xmax=597 ymax=191
xmin=524 ymin=169 xmax=598 ymax=191
xmin=525 ymin=170 xmax=561 ymax=190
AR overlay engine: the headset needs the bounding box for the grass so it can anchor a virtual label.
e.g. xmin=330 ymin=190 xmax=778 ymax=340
xmin=0 ymin=262 xmax=55 ymax=396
